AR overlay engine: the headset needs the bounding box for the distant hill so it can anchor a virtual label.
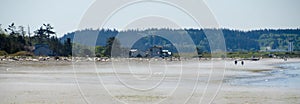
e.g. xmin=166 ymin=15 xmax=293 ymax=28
xmin=60 ymin=28 xmax=300 ymax=52
xmin=61 ymin=29 xmax=119 ymax=46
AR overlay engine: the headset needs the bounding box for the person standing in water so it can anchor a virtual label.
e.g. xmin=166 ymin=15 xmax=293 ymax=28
xmin=234 ymin=60 xmax=238 ymax=65
xmin=241 ymin=60 xmax=244 ymax=65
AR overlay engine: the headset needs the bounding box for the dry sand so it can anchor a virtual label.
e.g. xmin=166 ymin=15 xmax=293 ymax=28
xmin=0 ymin=58 xmax=299 ymax=104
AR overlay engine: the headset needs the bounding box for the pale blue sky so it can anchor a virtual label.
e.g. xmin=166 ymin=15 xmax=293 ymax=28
xmin=1 ymin=0 xmax=94 ymax=37
xmin=1 ymin=0 xmax=299 ymax=37
xmin=204 ymin=0 xmax=300 ymax=30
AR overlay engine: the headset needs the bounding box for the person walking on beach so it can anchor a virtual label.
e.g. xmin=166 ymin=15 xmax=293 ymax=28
xmin=241 ymin=60 xmax=244 ymax=65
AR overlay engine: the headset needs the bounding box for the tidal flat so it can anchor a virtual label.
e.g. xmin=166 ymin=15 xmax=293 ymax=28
xmin=0 ymin=58 xmax=299 ymax=104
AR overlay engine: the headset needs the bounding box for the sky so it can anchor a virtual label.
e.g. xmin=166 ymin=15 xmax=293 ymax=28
xmin=1 ymin=0 xmax=299 ymax=37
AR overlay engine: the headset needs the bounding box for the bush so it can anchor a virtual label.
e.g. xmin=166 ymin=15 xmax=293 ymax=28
xmin=0 ymin=51 xmax=8 ymax=56
xmin=11 ymin=51 xmax=33 ymax=56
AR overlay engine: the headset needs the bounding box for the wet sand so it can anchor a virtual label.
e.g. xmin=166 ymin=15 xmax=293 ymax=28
xmin=0 ymin=58 xmax=299 ymax=104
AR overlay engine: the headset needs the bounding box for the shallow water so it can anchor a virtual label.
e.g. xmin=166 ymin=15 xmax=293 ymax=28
xmin=230 ymin=62 xmax=300 ymax=88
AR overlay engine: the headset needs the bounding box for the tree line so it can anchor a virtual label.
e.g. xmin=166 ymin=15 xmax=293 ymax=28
xmin=0 ymin=23 xmax=71 ymax=56
xmin=1 ymin=22 xmax=299 ymax=57
xmin=62 ymin=28 xmax=300 ymax=54
xmin=0 ymin=23 xmax=124 ymax=57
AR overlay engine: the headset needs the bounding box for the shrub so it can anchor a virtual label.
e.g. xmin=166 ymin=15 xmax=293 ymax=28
xmin=0 ymin=51 xmax=8 ymax=56
xmin=11 ymin=51 xmax=33 ymax=56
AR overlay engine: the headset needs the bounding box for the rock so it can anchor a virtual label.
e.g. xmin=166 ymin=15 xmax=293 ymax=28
xmin=32 ymin=59 xmax=39 ymax=62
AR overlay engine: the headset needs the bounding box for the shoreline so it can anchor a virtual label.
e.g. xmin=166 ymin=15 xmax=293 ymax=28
xmin=223 ymin=58 xmax=300 ymax=88
xmin=1 ymin=55 xmax=299 ymax=62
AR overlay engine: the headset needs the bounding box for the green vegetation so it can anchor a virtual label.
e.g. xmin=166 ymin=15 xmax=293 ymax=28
xmin=0 ymin=23 xmax=71 ymax=56
xmin=72 ymin=37 xmax=124 ymax=57
xmin=225 ymin=51 xmax=300 ymax=58
xmin=61 ymin=28 xmax=300 ymax=53
xmin=259 ymin=34 xmax=299 ymax=50
xmin=0 ymin=51 xmax=8 ymax=56
xmin=1 ymin=22 xmax=299 ymax=58
xmin=10 ymin=51 xmax=33 ymax=56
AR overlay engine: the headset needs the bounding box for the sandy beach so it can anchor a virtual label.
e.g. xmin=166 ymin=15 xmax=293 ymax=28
xmin=0 ymin=58 xmax=299 ymax=104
